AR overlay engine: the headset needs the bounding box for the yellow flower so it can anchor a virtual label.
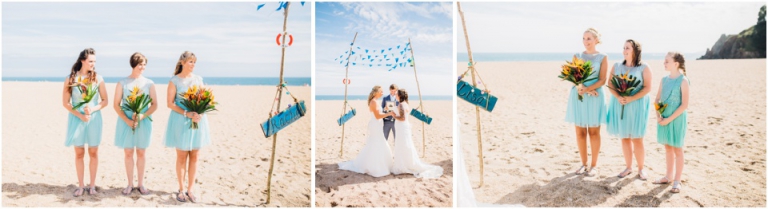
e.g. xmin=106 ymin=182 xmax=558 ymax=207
xmin=571 ymin=56 xmax=584 ymax=67
xmin=654 ymin=103 xmax=660 ymax=110
xmin=81 ymin=93 xmax=86 ymax=98
xmin=561 ymin=65 xmax=570 ymax=75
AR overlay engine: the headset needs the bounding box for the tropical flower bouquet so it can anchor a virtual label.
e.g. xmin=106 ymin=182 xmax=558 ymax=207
xmin=558 ymin=56 xmax=596 ymax=101
xmin=121 ymin=86 xmax=153 ymax=131
xmin=178 ymin=85 xmax=218 ymax=129
xmin=609 ymin=73 xmax=642 ymax=119
xmin=70 ymin=76 xmax=98 ymax=110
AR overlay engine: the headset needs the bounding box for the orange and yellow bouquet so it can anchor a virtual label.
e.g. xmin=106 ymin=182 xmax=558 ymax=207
xmin=121 ymin=86 xmax=153 ymax=131
xmin=178 ymin=85 xmax=218 ymax=129
xmin=558 ymin=56 xmax=596 ymax=101
xmin=70 ymin=76 xmax=99 ymax=110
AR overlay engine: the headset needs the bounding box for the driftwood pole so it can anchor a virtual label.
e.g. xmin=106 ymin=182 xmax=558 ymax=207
xmin=407 ymin=38 xmax=427 ymax=157
xmin=339 ymin=32 xmax=358 ymax=158
xmin=266 ymin=1 xmax=290 ymax=204
xmin=457 ymin=1 xmax=484 ymax=187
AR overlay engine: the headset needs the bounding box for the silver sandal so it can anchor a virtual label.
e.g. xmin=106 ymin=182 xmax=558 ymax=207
xmin=575 ymin=165 xmax=587 ymax=175
xmin=585 ymin=167 xmax=598 ymax=177
xmin=671 ymin=181 xmax=682 ymax=193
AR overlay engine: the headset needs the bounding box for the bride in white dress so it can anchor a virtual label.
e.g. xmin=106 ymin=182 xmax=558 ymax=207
xmin=390 ymin=89 xmax=443 ymax=179
xmin=338 ymin=85 xmax=396 ymax=177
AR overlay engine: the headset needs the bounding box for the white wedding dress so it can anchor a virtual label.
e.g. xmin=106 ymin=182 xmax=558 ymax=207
xmin=338 ymin=101 xmax=393 ymax=177
xmin=390 ymin=102 xmax=443 ymax=178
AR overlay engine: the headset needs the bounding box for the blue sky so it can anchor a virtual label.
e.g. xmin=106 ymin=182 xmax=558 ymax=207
xmin=2 ymin=2 xmax=311 ymax=77
xmin=315 ymin=2 xmax=452 ymax=96
xmin=457 ymin=2 xmax=765 ymax=56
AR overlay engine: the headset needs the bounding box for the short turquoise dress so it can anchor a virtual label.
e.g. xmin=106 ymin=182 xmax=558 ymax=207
xmin=164 ymin=75 xmax=211 ymax=151
xmin=565 ymin=52 xmax=608 ymax=127
xmin=657 ymin=75 xmax=688 ymax=148
xmin=65 ymin=75 xmax=104 ymax=147
xmin=114 ymin=76 xmax=155 ymax=149
xmin=606 ymin=63 xmax=651 ymax=138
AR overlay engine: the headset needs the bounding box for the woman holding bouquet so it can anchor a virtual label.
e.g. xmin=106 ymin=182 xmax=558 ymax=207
xmin=62 ymin=48 xmax=108 ymax=196
xmin=114 ymin=52 xmax=157 ymax=195
xmin=565 ymin=28 xmax=609 ymax=177
xmin=652 ymin=52 xmax=690 ymax=193
xmin=165 ymin=51 xmax=210 ymax=202
xmin=606 ymin=40 xmax=652 ymax=180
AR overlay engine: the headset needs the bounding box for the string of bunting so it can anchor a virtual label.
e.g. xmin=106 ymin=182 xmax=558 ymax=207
xmin=333 ymin=43 xmax=414 ymax=71
xmin=257 ymin=1 xmax=305 ymax=11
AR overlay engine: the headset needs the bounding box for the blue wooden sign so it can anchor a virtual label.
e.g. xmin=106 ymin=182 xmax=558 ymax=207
xmin=261 ymin=100 xmax=307 ymax=138
xmin=457 ymin=80 xmax=498 ymax=112
xmin=337 ymin=108 xmax=356 ymax=126
xmin=410 ymin=109 xmax=432 ymax=125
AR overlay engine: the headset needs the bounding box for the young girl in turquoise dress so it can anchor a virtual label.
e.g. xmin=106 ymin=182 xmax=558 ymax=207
xmin=62 ymin=48 xmax=109 ymax=196
xmin=565 ymin=28 xmax=609 ymax=177
xmin=165 ymin=51 xmax=210 ymax=203
xmin=606 ymin=40 xmax=652 ymax=180
xmin=113 ymin=52 xmax=158 ymax=195
xmin=652 ymin=52 xmax=690 ymax=193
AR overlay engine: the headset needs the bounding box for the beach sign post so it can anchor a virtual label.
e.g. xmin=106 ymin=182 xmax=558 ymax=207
xmin=406 ymin=38 xmax=432 ymax=157
xmin=457 ymin=1 xmax=495 ymax=187
xmin=339 ymin=32 xmax=358 ymax=158
xmin=258 ymin=1 xmax=308 ymax=204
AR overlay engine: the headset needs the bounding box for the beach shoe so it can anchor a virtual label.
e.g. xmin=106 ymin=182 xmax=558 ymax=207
xmin=575 ymin=165 xmax=587 ymax=175
xmin=122 ymin=185 xmax=133 ymax=195
xmin=186 ymin=192 xmax=197 ymax=203
xmin=176 ymin=190 xmax=187 ymax=202
xmin=653 ymin=176 xmax=670 ymax=184
xmin=585 ymin=167 xmax=598 ymax=177
xmin=88 ymin=186 xmax=98 ymax=195
xmin=617 ymin=168 xmax=632 ymax=178
xmin=138 ymin=186 xmax=150 ymax=195
xmin=671 ymin=181 xmax=682 ymax=193
xmin=73 ymin=187 xmax=84 ymax=197
xmin=637 ymin=170 xmax=648 ymax=181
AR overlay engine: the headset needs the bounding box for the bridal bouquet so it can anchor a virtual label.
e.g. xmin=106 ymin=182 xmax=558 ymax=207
xmin=178 ymin=85 xmax=218 ymax=129
xmin=121 ymin=86 xmax=153 ymax=132
xmin=70 ymin=76 xmax=99 ymax=110
xmin=558 ymin=56 xmax=596 ymax=101
xmin=608 ymin=73 xmax=642 ymax=119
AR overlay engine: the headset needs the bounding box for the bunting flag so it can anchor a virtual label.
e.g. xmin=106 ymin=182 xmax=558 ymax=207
xmin=334 ymin=42 xmax=413 ymax=71
xmin=256 ymin=1 xmax=306 ymax=11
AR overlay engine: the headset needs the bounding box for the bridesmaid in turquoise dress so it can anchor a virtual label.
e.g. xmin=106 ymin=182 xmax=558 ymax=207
xmin=165 ymin=51 xmax=210 ymax=203
xmin=606 ymin=40 xmax=652 ymax=180
xmin=565 ymin=28 xmax=609 ymax=177
xmin=113 ymin=52 xmax=158 ymax=195
xmin=652 ymin=52 xmax=690 ymax=193
xmin=62 ymin=48 xmax=109 ymax=197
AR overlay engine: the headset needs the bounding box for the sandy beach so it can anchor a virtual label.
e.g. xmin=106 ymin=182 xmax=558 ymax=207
xmin=458 ymin=59 xmax=766 ymax=207
xmin=314 ymin=100 xmax=453 ymax=207
xmin=2 ymin=82 xmax=311 ymax=207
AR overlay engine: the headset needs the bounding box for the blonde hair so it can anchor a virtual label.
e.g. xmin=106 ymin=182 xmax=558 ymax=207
xmin=585 ymin=28 xmax=601 ymax=44
xmin=174 ymin=51 xmax=196 ymax=75
xmin=368 ymin=85 xmax=381 ymax=104
xmin=668 ymin=51 xmax=687 ymax=76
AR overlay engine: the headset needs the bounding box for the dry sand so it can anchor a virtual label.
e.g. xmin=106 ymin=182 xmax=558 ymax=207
xmin=458 ymin=59 xmax=766 ymax=207
xmin=2 ymin=82 xmax=311 ymax=207
xmin=314 ymin=100 xmax=453 ymax=207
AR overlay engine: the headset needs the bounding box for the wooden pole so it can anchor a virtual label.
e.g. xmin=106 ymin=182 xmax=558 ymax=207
xmin=407 ymin=38 xmax=427 ymax=157
xmin=457 ymin=1 xmax=483 ymax=187
xmin=266 ymin=2 xmax=290 ymax=204
xmin=339 ymin=32 xmax=358 ymax=158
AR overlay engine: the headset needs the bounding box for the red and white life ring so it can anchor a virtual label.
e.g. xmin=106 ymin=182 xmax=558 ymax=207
xmin=276 ymin=33 xmax=294 ymax=47
xmin=342 ymin=78 xmax=351 ymax=85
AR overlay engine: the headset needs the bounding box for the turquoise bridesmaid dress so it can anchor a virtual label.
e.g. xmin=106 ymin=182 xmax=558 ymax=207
xmin=565 ymin=52 xmax=608 ymax=127
xmin=606 ymin=63 xmax=651 ymax=138
xmin=164 ymin=74 xmax=211 ymax=150
xmin=657 ymin=75 xmax=688 ymax=147
xmin=114 ymin=76 xmax=154 ymax=149
xmin=65 ymin=75 xmax=104 ymax=147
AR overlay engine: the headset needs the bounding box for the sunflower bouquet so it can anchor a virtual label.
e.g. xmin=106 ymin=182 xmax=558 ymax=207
xmin=121 ymin=86 xmax=153 ymax=132
xmin=608 ymin=73 xmax=642 ymax=119
xmin=178 ymin=85 xmax=218 ymax=129
xmin=558 ymin=56 xmax=596 ymax=101
xmin=70 ymin=76 xmax=99 ymax=110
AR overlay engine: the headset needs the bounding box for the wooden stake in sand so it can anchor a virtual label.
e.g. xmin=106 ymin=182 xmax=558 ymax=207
xmin=339 ymin=32 xmax=358 ymax=158
xmin=407 ymin=38 xmax=429 ymax=157
xmin=457 ymin=1 xmax=499 ymax=187
xmin=266 ymin=2 xmax=290 ymax=204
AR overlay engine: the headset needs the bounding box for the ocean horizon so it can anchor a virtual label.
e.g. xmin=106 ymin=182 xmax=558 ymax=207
xmin=316 ymin=95 xmax=452 ymax=101
xmin=456 ymin=52 xmax=705 ymax=62
xmin=2 ymin=77 xmax=311 ymax=86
